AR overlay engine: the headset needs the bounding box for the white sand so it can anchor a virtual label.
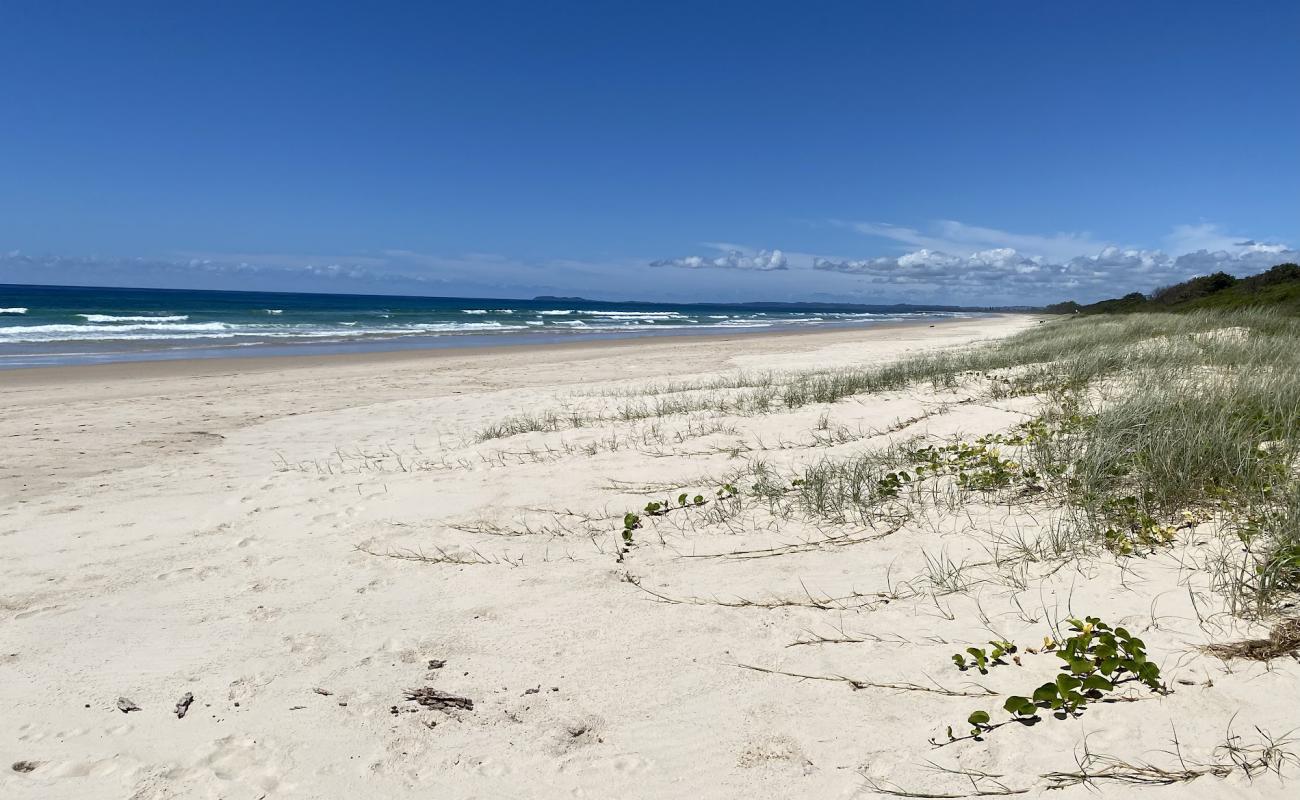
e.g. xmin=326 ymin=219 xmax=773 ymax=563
xmin=2 ymin=316 xmax=1296 ymax=799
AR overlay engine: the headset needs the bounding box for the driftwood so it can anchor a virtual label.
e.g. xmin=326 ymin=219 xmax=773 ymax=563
xmin=115 ymin=697 xmax=140 ymax=713
xmin=404 ymin=687 xmax=474 ymax=712
xmin=175 ymin=692 xmax=194 ymax=719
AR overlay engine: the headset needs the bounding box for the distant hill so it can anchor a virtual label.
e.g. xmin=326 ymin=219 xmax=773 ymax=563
xmin=1045 ymin=262 xmax=1300 ymax=314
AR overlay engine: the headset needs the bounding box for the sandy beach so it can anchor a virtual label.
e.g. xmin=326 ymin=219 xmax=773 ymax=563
xmin=3 ymin=314 xmax=1297 ymax=799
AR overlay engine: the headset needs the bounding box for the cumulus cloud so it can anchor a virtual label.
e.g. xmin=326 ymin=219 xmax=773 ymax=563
xmin=650 ymin=248 xmax=789 ymax=271
xmin=655 ymin=221 xmax=1297 ymax=303
xmin=812 ymin=243 xmax=1299 ymax=299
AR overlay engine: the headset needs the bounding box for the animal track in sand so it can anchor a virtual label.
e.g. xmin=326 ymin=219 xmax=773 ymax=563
xmin=164 ymin=735 xmax=287 ymax=792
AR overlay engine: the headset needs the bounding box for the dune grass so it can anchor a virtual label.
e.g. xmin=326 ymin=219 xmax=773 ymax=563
xmin=723 ymin=310 xmax=1300 ymax=613
xmin=475 ymin=308 xmax=1300 ymax=613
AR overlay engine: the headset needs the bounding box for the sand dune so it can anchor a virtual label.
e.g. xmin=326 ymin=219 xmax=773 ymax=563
xmin=3 ymin=316 xmax=1296 ymax=799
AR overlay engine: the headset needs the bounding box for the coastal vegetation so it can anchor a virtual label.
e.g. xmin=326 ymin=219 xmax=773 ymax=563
xmin=273 ymin=304 xmax=1300 ymax=795
xmin=431 ymin=307 xmax=1300 ymax=792
xmin=1046 ymin=261 xmax=1300 ymax=315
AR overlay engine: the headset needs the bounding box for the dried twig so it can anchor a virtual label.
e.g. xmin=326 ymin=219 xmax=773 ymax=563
xmin=736 ymin=663 xmax=997 ymax=697
xmin=626 ymin=574 xmax=897 ymax=612
xmin=354 ymin=543 xmax=522 ymax=567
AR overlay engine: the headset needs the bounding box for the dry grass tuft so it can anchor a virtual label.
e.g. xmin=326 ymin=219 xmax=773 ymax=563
xmin=1204 ymin=617 xmax=1300 ymax=661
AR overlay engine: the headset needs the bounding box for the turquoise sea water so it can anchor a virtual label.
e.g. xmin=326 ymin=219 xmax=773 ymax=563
xmin=0 ymin=284 xmax=980 ymax=368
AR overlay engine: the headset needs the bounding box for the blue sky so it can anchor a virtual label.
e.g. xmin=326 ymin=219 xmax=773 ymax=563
xmin=2 ymin=1 xmax=1297 ymax=305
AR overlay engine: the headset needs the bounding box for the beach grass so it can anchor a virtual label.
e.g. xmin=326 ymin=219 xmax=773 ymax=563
xmin=526 ymin=308 xmax=1300 ymax=614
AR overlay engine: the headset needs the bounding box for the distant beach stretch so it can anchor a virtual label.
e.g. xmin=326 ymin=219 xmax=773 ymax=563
xmin=0 ymin=284 xmax=981 ymax=368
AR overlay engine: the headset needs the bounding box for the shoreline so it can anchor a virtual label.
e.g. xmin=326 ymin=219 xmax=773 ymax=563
xmin=0 ymin=283 xmax=997 ymax=373
xmin=0 ymin=313 xmax=1027 ymax=386
xmin=1 ymin=316 xmax=1034 ymax=503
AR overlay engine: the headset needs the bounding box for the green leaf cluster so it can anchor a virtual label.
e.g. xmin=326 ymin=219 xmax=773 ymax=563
xmin=956 ymin=616 xmax=1166 ymax=742
xmin=951 ymin=640 xmax=1017 ymax=674
xmin=1099 ymin=495 xmax=1179 ymax=555
xmin=621 ymin=512 xmax=640 ymax=547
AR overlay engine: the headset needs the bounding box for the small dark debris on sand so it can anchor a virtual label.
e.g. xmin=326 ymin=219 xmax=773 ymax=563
xmin=1204 ymin=617 xmax=1300 ymax=661
xmin=12 ymin=761 xmax=39 ymax=773
xmin=313 ymin=687 xmax=334 ymax=696
xmin=116 ymin=697 xmax=140 ymax=713
xmin=175 ymin=692 xmax=194 ymax=719
xmin=427 ymin=659 xmax=446 ymax=670
xmin=405 ymin=687 xmax=474 ymax=712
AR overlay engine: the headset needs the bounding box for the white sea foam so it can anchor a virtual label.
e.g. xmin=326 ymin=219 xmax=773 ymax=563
xmin=0 ymin=319 xmax=526 ymax=344
xmin=588 ymin=311 xmax=687 ymax=320
xmin=0 ymin=300 xmax=959 ymax=355
xmin=78 ymin=314 xmax=190 ymax=323
xmin=0 ymin=322 xmax=235 ymax=343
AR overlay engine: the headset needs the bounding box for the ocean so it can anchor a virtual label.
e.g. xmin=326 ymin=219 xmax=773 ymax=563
xmin=0 ymin=284 xmax=979 ymax=368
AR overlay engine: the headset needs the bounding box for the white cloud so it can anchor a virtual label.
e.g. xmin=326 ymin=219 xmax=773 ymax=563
xmin=839 ymin=219 xmax=1110 ymax=263
xmin=650 ymin=248 xmax=789 ymax=271
xmin=7 ymin=219 xmax=1297 ymax=308
xmin=1163 ymin=223 xmax=1240 ymax=255
xmin=174 ymin=250 xmax=391 ymax=270
xmin=656 ymin=220 xmax=1297 ymax=302
xmin=812 ymin=241 xmax=1299 ymax=300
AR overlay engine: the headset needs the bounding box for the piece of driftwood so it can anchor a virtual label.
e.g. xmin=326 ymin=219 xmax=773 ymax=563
xmin=115 ymin=697 xmax=140 ymax=713
xmin=404 ymin=687 xmax=474 ymax=712
xmin=175 ymin=692 xmax=194 ymax=719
